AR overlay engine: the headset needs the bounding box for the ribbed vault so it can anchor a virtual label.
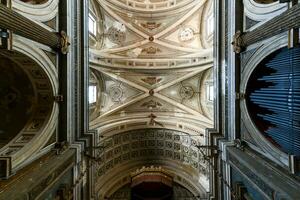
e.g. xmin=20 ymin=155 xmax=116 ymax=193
xmin=89 ymin=0 xmax=214 ymax=198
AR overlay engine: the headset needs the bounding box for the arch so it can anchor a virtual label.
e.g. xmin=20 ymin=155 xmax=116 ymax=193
xmin=102 ymin=166 xmax=205 ymax=199
xmin=200 ymin=68 xmax=214 ymax=119
xmin=12 ymin=0 xmax=59 ymax=31
xmin=96 ymin=161 xmax=207 ymax=199
xmin=89 ymin=70 xmax=102 ymax=121
xmin=240 ymin=34 xmax=290 ymax=167
xmin=200 ymin=0 xmax=213 ymax=49
xmin=90 ymin=114 xmax=211 ymax=141
xmin=89 ymin=0 xmax=105 ymax=49
xmin=0 ymin=35 xmax=58 ymax=170
xmin=0 ymin=55 xmax=36 ymax=147
xmin=99 ymin=0 xmax=199 ymax=15
xmin=243 ymin=0 xmax=286 ymax=23
xmin=246 ymin=46 xmax=300 ymax=156
xmin=93 ymin=129 xmax=209 ymax=198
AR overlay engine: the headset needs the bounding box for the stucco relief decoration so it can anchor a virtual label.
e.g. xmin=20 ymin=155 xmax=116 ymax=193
xmin=141 ymin=100 xmax=162 ymax=110
xmin=179 ymin=85 xmax=195 ymax=100
xmin=108 ymin=85 xmax=123 ymax=103
xmin=179 ymin=27 xmax=195 ymax=42
xmin=142 ymin=46 xmax=161 ymax=55
xmin=141 ymin=22 xmax=162 ymax=31
xmin=141 ymin=77 xmax=163 ymax=85
xmin=107 ymin=24 xmax=127 ymax=45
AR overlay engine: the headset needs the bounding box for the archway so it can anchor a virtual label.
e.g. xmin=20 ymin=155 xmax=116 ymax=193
xmin=0 ymin=48 xmax=57 ymax=171
xmin=246 ymin=47 xmax=300 ymax=156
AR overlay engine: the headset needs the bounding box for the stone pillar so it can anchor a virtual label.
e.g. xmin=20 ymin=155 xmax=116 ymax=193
xmin=0 ymin=3 xmax=69 ymax=53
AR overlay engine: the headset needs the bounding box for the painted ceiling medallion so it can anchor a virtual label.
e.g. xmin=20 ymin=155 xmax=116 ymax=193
xmin=127 ymin=48 xmax=143 ymax=57
xmin=179 ymin=27 xmax=195 ymax=42
xmin=108 ymin=85 xmax=123 ymax=102
xmin=179 ymin=85 xmax=195 ymax=100
xmin=113 ymin=0 xmax=193 ymax=12
xmin=107 ymin=25 xmax=126 ymax=45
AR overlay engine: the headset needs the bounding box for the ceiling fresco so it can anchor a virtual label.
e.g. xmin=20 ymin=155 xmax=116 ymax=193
xmin=89 ymin=0 xmax=213 ymax=197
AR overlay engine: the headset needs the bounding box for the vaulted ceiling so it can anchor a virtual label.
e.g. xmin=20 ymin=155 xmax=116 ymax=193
xmin=89 ymin=0 xmax=214 ymax=198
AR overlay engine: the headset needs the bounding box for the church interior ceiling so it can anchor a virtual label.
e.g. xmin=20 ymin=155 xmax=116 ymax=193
xmin=1 ymin=0 xmax=299 ymax=199
xmin=89 ymin=0 xmax=213 ymax=197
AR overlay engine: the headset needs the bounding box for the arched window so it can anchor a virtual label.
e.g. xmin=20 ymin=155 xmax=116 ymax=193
xmin=89 ymin=13 xmax=97 ymax=36
xmin=246 ymin=47 xmax=300 ymax=156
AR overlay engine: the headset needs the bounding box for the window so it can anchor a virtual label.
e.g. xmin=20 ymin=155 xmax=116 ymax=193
xmin=207 ymin=14 xmax=214 ymax=36
xmin=89 ymin=14 xmax=97 ymax=35
xmin=89 ymin=85 xmax=97 ymax=104
xmin=206 ymin=84 xmax=214 ymax=102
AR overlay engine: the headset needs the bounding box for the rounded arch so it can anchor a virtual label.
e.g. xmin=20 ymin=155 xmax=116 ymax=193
xmin=0 ymin=36 xmax=58 ymax=170
xmin=243 ymin=0 xmax=286 ymax=22
xmin=90 ymin=114 xmax=212 ymax=139
xmin=246 ymin=46 xmax=300 ymax=156
xmin=89 ymin=69 xmax=103 ymax=121
xmin=89 ymin=0 xmax=105 ymax=50
xmin=0 ymin=55 xmax=36 ymax=146
xmin=200 ymin=68 xmax=214 ymax=119
xmin=240 ymin=34 xmax=290 ymax=167
xmin=96 ymin=161 xmax=207 ymax=199
xmin=200 ymin=0 xmax=213 ymax=49
xmin=100 ymin=0 xmax=199 ymax=16
xmin=93 ymin=128 xmax=209 ymax=199
xmin=12 ymin=0 xmax=58 ymax=27
xmin=109 ymin=180 xmax=197 ymax=200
